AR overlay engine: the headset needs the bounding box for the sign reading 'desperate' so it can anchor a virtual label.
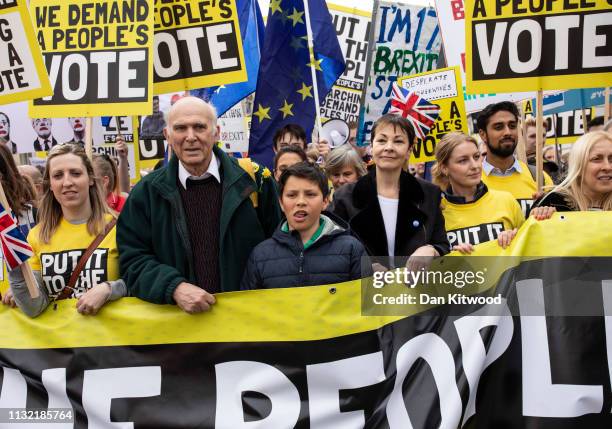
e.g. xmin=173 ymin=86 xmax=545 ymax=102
xmin=398 ymin=66 xmax=468 ymax=163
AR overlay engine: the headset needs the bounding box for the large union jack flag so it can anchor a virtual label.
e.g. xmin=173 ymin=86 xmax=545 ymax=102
xmin=389 ymin=83 xmax=441 ymax=140
xmin=0 ymin=203 xmax=33 ymax=271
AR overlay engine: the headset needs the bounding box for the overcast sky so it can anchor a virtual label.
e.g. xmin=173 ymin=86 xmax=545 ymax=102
xmin=257 ymin=0 xmax=431 ymax=15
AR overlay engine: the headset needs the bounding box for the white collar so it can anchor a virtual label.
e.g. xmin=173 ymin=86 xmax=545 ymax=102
xmin=482 ymin=156 xmax=522 ymax=176
xmin=178 ymin=154 xmax=220 ymax=189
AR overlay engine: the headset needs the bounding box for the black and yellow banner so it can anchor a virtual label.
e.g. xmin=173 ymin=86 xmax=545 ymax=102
xmin=0 ymin=0 xmax=52 ymax=105
xmin=153 ymin=0 xmax=247 ymax=94
xmin=465 ymin=0 xmax=612 ymax=93
xmin=29 ymin=0 xmax=154 ymax=117
xmin=1 ymin=213 xmax=611 ymax=428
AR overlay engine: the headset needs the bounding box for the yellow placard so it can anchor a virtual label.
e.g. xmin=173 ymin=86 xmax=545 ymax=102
xmin=153 ymin=0 xmax=247 ymax=94
xmin=0 ymin=0 xmax=52 ymax=105
xmin=28 ymin=0 xmax=154 ymax=118
xmin=465 ymin=0 xmax=612 ymax=93
xmin=522 ymin=99 xmax=593 ymax=145
xmin=397 ymin=66 xmax=468 ymax=163
xmin=133 ymin=114 xmax=165 ymax=179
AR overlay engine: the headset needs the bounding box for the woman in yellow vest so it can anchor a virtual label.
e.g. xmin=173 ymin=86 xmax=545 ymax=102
xmin=433 ymin=132 xmax=525 ymax=254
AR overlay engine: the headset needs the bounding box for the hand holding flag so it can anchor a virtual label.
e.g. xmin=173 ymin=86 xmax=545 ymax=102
xmin=0 ymin=190 xmax=39 ymax=299
xmin=0 ymin=203 xmax=33 ymax=271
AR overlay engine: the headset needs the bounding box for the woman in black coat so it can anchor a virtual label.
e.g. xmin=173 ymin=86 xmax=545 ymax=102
xmin=331 ymin=114 xmax=450 ymax=269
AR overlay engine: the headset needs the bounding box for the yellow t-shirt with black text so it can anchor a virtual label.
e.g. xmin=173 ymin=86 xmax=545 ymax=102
xmin=481 ymin=161 xmax=553 ymax=217
xmin=442 ymin=189 xmax=525 ymax=247
xmin=28 ymin=214 xmax=119 ymax=299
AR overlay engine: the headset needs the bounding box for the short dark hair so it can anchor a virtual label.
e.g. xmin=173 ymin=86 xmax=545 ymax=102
xmin=274 ymin=146 xmax=308 ymax=170
xmin=371 ymin=114 xmax=415 ymax=144
xmin=273 ymin=124 xmax=307 ymax=150
xmin=279 ymin=162 xmax=329 ymax=198
xmin=587 ymin=116 xmax=604 ymax=131
xmin=476 ymin=101 xmax=519 ymax=132
xmin=347 ymin=121 xmax=358 ymax=130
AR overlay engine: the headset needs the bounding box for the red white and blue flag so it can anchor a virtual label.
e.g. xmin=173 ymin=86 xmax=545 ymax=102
xmin=389 ymin=83 xmax=441 ymax=140
xmin=0 ymin=203 xmax=33 ymax=271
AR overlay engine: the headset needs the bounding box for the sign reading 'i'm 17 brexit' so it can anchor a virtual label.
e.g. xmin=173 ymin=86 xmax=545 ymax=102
xmin=465 ymin=0 xmax=612 ymax=93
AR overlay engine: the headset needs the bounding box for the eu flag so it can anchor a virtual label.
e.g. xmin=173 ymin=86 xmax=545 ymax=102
xmin=248 ymin=0 xmax=345 ymax=168
xmin=191 ymin=0 xmax=265 ymax=116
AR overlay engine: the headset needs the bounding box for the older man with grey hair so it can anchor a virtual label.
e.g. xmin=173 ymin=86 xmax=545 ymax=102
xmin=117 ymin=97 xmax=281 ymax=313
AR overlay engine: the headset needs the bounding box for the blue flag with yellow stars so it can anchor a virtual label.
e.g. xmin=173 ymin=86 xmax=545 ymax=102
xmin=191 ymin=0 xmax=265 ymax=117
xmin=248 ymin=0 xmax=345 ymax=168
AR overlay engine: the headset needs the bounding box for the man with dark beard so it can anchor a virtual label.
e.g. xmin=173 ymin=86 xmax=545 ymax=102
xmin=477 ymin=102 xmax=553 ymax=217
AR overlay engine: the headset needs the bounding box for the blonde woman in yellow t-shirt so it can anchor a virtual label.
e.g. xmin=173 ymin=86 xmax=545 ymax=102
xmin=433 ymin=132 xmax=525 ymax=254
xmin=8 ymin=144 xmax=125 ymax=317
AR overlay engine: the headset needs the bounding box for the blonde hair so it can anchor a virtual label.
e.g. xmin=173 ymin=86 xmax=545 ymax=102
xmin=324 ymin=145 xmax=367 ymax=178
xmin=38 ymin=144 xmax=113 ymax=243
xmin=523 ymin=116 xmax=536 ymax=130
xmin=552 ymin=131 xmax=612 ymax=211
xmin=431 ymin=132 xmax=479 ymax=189
xmin=305 ymin=143 xmax=320 ymax=164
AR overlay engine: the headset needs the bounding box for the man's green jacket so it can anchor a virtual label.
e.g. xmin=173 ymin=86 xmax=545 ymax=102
xmin=117 ymin=146 xmax=282 ymax=303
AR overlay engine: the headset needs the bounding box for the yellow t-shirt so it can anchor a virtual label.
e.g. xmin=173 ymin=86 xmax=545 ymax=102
xmin=28 ymin=214 xmax=119 ymax=299
xmin=442 ymin=189 xmax=525 ymax=247
xmin=481 ymin=161 xmax=553 ymax=216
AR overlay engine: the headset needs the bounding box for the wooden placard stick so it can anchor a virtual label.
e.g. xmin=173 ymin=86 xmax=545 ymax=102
xmin=85 ymin=117 xmax=93 ymax=160
xmin=535 ymin=90 xmax=544 ymax=192
xmin=605 ymin=87 xmax=610 ymax=123
xmin=516 ymin=102 xmax=527 ymax=164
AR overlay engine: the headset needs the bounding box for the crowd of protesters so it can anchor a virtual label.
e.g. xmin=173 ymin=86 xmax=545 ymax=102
xmin=1 ymin=97 xmax=611 ymax=317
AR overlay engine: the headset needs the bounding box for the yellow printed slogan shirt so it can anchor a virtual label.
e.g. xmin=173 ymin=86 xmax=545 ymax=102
xmin=28 ymin=215 xmax=119 ymax=299
xmin=481 ymin=159 xmax=553 ymax=217
xmin=442 ymin=185 xmax=525 ymax=247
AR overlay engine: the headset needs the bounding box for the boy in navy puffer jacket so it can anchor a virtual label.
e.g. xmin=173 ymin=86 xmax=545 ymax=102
xmin=241 ymin=162 xmax=369 ymax=289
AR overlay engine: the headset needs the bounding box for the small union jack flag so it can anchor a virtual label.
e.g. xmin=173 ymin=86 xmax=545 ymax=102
xmin=0 ymin=202 xmax=33 ymax=271
xmin=389 ymin=83 xmax=441 ymax=140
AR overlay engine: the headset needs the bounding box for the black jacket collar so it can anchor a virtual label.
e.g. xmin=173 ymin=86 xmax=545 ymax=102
xmin=347 ymin=169 xmax=429 ymax=257
xmin=352 ymin=169 xmax=425 ymax=209
xmin=443 ymin=182 xmax=488 ymax=204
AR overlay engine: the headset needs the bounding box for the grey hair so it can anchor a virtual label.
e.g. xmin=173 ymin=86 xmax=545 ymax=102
xmin=324 ymin=144 xmax=367 ymax=177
